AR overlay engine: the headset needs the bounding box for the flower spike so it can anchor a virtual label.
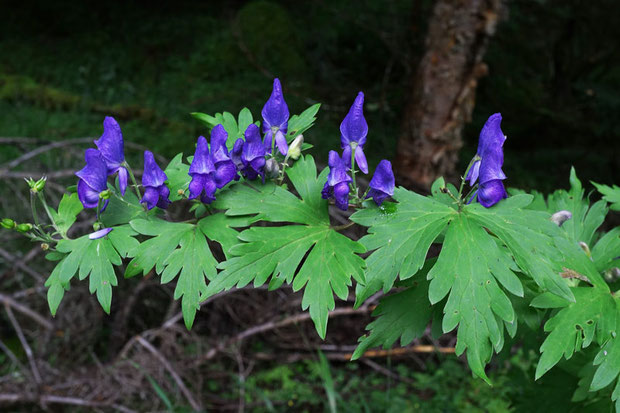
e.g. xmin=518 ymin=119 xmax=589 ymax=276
xmin=340 ymin=92 xmax=369 ymax=174
xmin=94 ymin=116 xmax=129 ymax=195
xmin=141 ymin=151 xmax=170 ymax=210
xmin=262 ymin=78 xmax=290 ymax=156
xmin=76 ymin=149 xmax=109 ymax=210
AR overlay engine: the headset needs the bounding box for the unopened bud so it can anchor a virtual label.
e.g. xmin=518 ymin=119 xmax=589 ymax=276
xmin=551 ymin=210 xmax=572 ymax=227
xmin=265 ymin=158 xmax=280 ymax=179
xmin=41 ymin=243 xmax=49 ymax=251
xmin=16 ymin=223 xmax=33 ymax=233
xmin=99 ymin=190 xmax=111 ymax=200
xmin=177 ymin=189 xmax=185 ymax=196
xmin=33 ymin=177 xmax=47 ymax=192
xmin=288 ymin=135 xmax=304 ymax=160
xmin=1 ymin=218 xmax=15 ymax=229
xmin=93 ymin=222 xmax=102 ymax=231
xmin=578 ymin=241 xmax=592 ymax=259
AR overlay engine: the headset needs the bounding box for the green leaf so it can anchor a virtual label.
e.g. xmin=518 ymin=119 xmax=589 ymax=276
xmin=45 ymin=226 xmax=137 ymax=314
xmin=467 ymin=195 xmax=575 ymax=303
xmin=164 ymin=153 xmax=190 ymax=202
xmin=191 ymin=112 xmax=219 ymax=128
xmin=127 ymin=217 xmax=233 ymax=329
xmin=352 ymin=273 xmax=433 ymax=360
xmin=592 ymin=227 xmax=620 ymax=272
xmin=206 ymin=155 xmax=365 ymax=338
xmin=287 ymin=103 xmax=321 ymax=140
xmin=536 ymin=285 xmax=616 ymax=380
xmin=350 ymin=189 xmax=455 ymax=305
xmin=100 ymin=186 xmax=147 ymax=227
xmin=238 ymin=107 xmax=253 ymax=133
xmin=591 ymin=303 xmax=620 ymax=392
xmin=49 ymin=193 xmax=83 ymax=236
xmin=427 ymin=213 xmax=522 ymax=383
xmin=197 ymin=213 xmax=256 ymax=259
xmin=593 ymin=182 xmax=620 ymax=211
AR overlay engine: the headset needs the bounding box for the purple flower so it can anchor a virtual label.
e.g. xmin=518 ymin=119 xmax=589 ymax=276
xmin=94 ymin=117 xmax=128 ymax=195
xmin=321 ymin=150 xmax=352 ymax=211
xmin=231 ymin=138 xmax=245 ymax=171
xmin=141 ymin=151 xmax=171 ymax=210
xmin=262 ymin=78 xmax=289 ymax=156
xmin=89 ymin=227 xmax=113 ymax=240
xmin=340 ymin=92 xmax=369 ymax=174
xmin=467 ymin=113 xmax=507 ymax=207
xmin=188 ymin=136 xmax=218 ymax=204
xmin=366 ymin=160 xmax=395 ymax=206
xmin=241 ymin=124 xmax=267 ymax=181
xmin=76 ymin=149 xmax=109 ymax=210
xmin=210 ymin=125 xmax=238 ymax=188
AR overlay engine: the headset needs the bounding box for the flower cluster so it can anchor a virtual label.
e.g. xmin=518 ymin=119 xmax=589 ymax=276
xmin=186 ymin=78 xmax=296 ymax=203
xmin=75 ymin=117 xmax=170 ymax=211
xmin=321 ymin=92 xmax=395 ymax=210
xmin=467 ymin=113 xmax=508 ymax=207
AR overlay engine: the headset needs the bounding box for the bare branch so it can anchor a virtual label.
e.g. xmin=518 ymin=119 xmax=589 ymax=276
xmin=0 ymin=293 xmax=53 ymax=330
xmin=4 ymin=304 xmax=42 ymax=385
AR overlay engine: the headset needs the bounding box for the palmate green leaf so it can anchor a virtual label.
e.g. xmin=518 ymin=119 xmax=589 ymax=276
xmin=100 ymin=185 xmax=148 ymax=227
xmin=49 ymin=192 xmax=83 ymax=237
xmin=590 ymin=299 xmax=620 ymax=393
xmin=533 ymin=238 xmax=614 ymax=380
xmin=287 ymin=103 xmax=321 ymax=140
xmin=352 ymin=262 xmax=435 ymax=360
xmin=126 ymin=215 xmax=244 ymax=329
xmin=427 ymin=214 xmax=523 ymax=383
xmin=44 ymin=225 xmax=138 ymax=315
xmin=205 ymin=155 xmax=366 ymax=338
xmin=191 ymin=108 xmax=260 ymax=149
xmin=467 ymin=195 xmax=575 ymax=303
xmin=593 ymin=182 xmax=620 ymax=211
xmin=592 ymin=227 xmax=620 ymax=273
xmin=164 ymin=153 xmax=190 ymax=202
xmin=350 ymin=189 xmax=455 ymax=305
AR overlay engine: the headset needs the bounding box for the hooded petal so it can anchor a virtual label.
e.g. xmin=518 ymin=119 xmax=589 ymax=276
xmin=189 ymin=136 xmax=215 ymax=175
xmin=210 ymin=124 xmax=229 ymax=154
xmin=141 ymin=186 xmax=160 ymax=210
xmin=476 ymin=113 xmax=505 ymax=158
xmin=94 ymin=116 xmax=125 ymax=171
xmin=142 ymin=150 xmax=167 ymax=188
xmin=354 ymin=146 xmax=368 ymax=174
xmin=368 ymin=160 xmax=395 ymax=199
xmin=261 ymin=78 xmax=289 ymax=131
xmin=274 ymin=130 xmax=288 ymax=156
xmin=118 ymin=166 xmax=128 ymax=196
xmin=468 ymin=113 xmax=506 ymax=186
xmin=89 ymin=227 xmax=113 ymax=240
xmin=478 ymin=179 xmax=507 ymax=207
xmin=188 ymin=174 xmax=206 ymax=200
xmin=76 ymin=148 xmax=108 ymax=192
xmin=77 ymin=179 xmax=102 ymax=209
xmin=340 ymin=92 xmax=368 ymax=147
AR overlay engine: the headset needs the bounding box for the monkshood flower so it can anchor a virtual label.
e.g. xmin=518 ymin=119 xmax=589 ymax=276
xmin=321 ymin=150 xmax=352 ymax=211
xmin=89 ymin=227 xmax=113 ymax=240
xmin=76 ymin=148 xmax=109 ymax=210
xmin=210 ymin=125 xmax=238 ymax=188
xmin=262 ymin=78 xmax=289 ymax=155
xmin=367 ymin=160 xmax=395 ymax=206
xmin=466 ymin=113 xmax=507 ymax=207
xmin=241 ymin=124 xmax=267 ymax=181
xmin=94 ymin=117 xmax=128 ymax=195
xmin=231 ymin=138 xmax=244 ymax=171
xmin=188 ymin=137 xmax=217 ymax=204
xmin=141 ymin=151 xmax=171 ymax=210
xmin=341 ymin=92 xmax=369 ymax=174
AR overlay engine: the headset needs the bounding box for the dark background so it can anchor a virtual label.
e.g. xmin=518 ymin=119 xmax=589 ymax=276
xmin=1 ymin=1 xmax=619 ymax=411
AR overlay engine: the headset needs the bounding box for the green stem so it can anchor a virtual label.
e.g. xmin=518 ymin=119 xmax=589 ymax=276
xmin=462 ymin=184 xmax=479 ymax=206
xmin=458 ymin=156 xmax=481 ymax=200
xmin=37 ymin=192 xmax=65 ymax=239
xmin=30 ymin=192 xmax=40 ymax=227
xmin=277 ymin=154 xmax=290 ymax=185
xmin=331 ymin=221 xmax=355 ymax=231
xmin=348 ymin=144 xmax=360 ymax=205
xmin=123 ymin=162 xmax=142 ymax=200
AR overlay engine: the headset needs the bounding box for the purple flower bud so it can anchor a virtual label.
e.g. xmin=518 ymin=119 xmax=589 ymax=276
xmin=141 ymin=151 xmax=171 ymax=210
xmin=94 ymin=117 xmax=129 ymax=195
xmin=340 ymin=92 xmax=369 ymax=174
xmin=76 ymin=149 xmax=109 ymax=210
xmin=262 ymin=78 xmax=289 ymax=156
xmin=467 ymin=113 xmax=508 ymax=207
xmin=367 ymin=160 xmax=395 ymax=206
xmin=210 ymin=125 xmax=238 ymax=188
xmin=89 ymin=227 xmax=113 ymax=240
xmin=188 ymin=136 xmax=218 ymax=204
xmin=321 ymin=151 xmax=352 ymax=211
xmin=241 ymin=124 xmax=267 ymax=181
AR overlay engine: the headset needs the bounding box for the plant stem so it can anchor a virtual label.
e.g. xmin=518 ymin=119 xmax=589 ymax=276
xmin=37 ymin=192 xmax=65 ymax=239
xmin=29 ymin=192 xmax=40 ymax=227
xmin=331 ymin=221 xmax=355 ymax=231
xmin=458 ymin=156 xmax=481 ymax=200
xmin=348 ymin=144 xmax=360 ymax=205
xmin=123 ymin=162 xmax=142 ymax=200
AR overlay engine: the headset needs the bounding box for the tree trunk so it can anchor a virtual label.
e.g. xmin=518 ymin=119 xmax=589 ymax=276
xmin=396 ymin=0 xmax=503 ymax=189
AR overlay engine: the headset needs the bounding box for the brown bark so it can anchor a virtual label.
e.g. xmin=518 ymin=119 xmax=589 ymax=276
xmin=396 ymin=0 xmax=503 ymax=189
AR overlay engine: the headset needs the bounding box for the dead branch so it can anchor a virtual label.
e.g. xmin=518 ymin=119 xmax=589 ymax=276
xmin=4 ymin=304 xmax=42 ymax=385
xmin=135 ymin=336 xmax=203 ymax=412
xmin=0 ymin=393 xmax=137 ymax=413
xmin=0 ymin=293 xmax=53 ymax=330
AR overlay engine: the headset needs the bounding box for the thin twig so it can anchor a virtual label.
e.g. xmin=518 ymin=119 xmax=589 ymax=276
xmin=0 ymin=393 xmax=137 ymax=413
xmin=0 ymin=247 xmax=45 ymax=283
xmin=136 ymin=336 xmax=203 ymax=412
xmin=0 ymin=293 xmax=53 ymax=330
xmin=4 ymin=304 xmax=42 ymax=385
